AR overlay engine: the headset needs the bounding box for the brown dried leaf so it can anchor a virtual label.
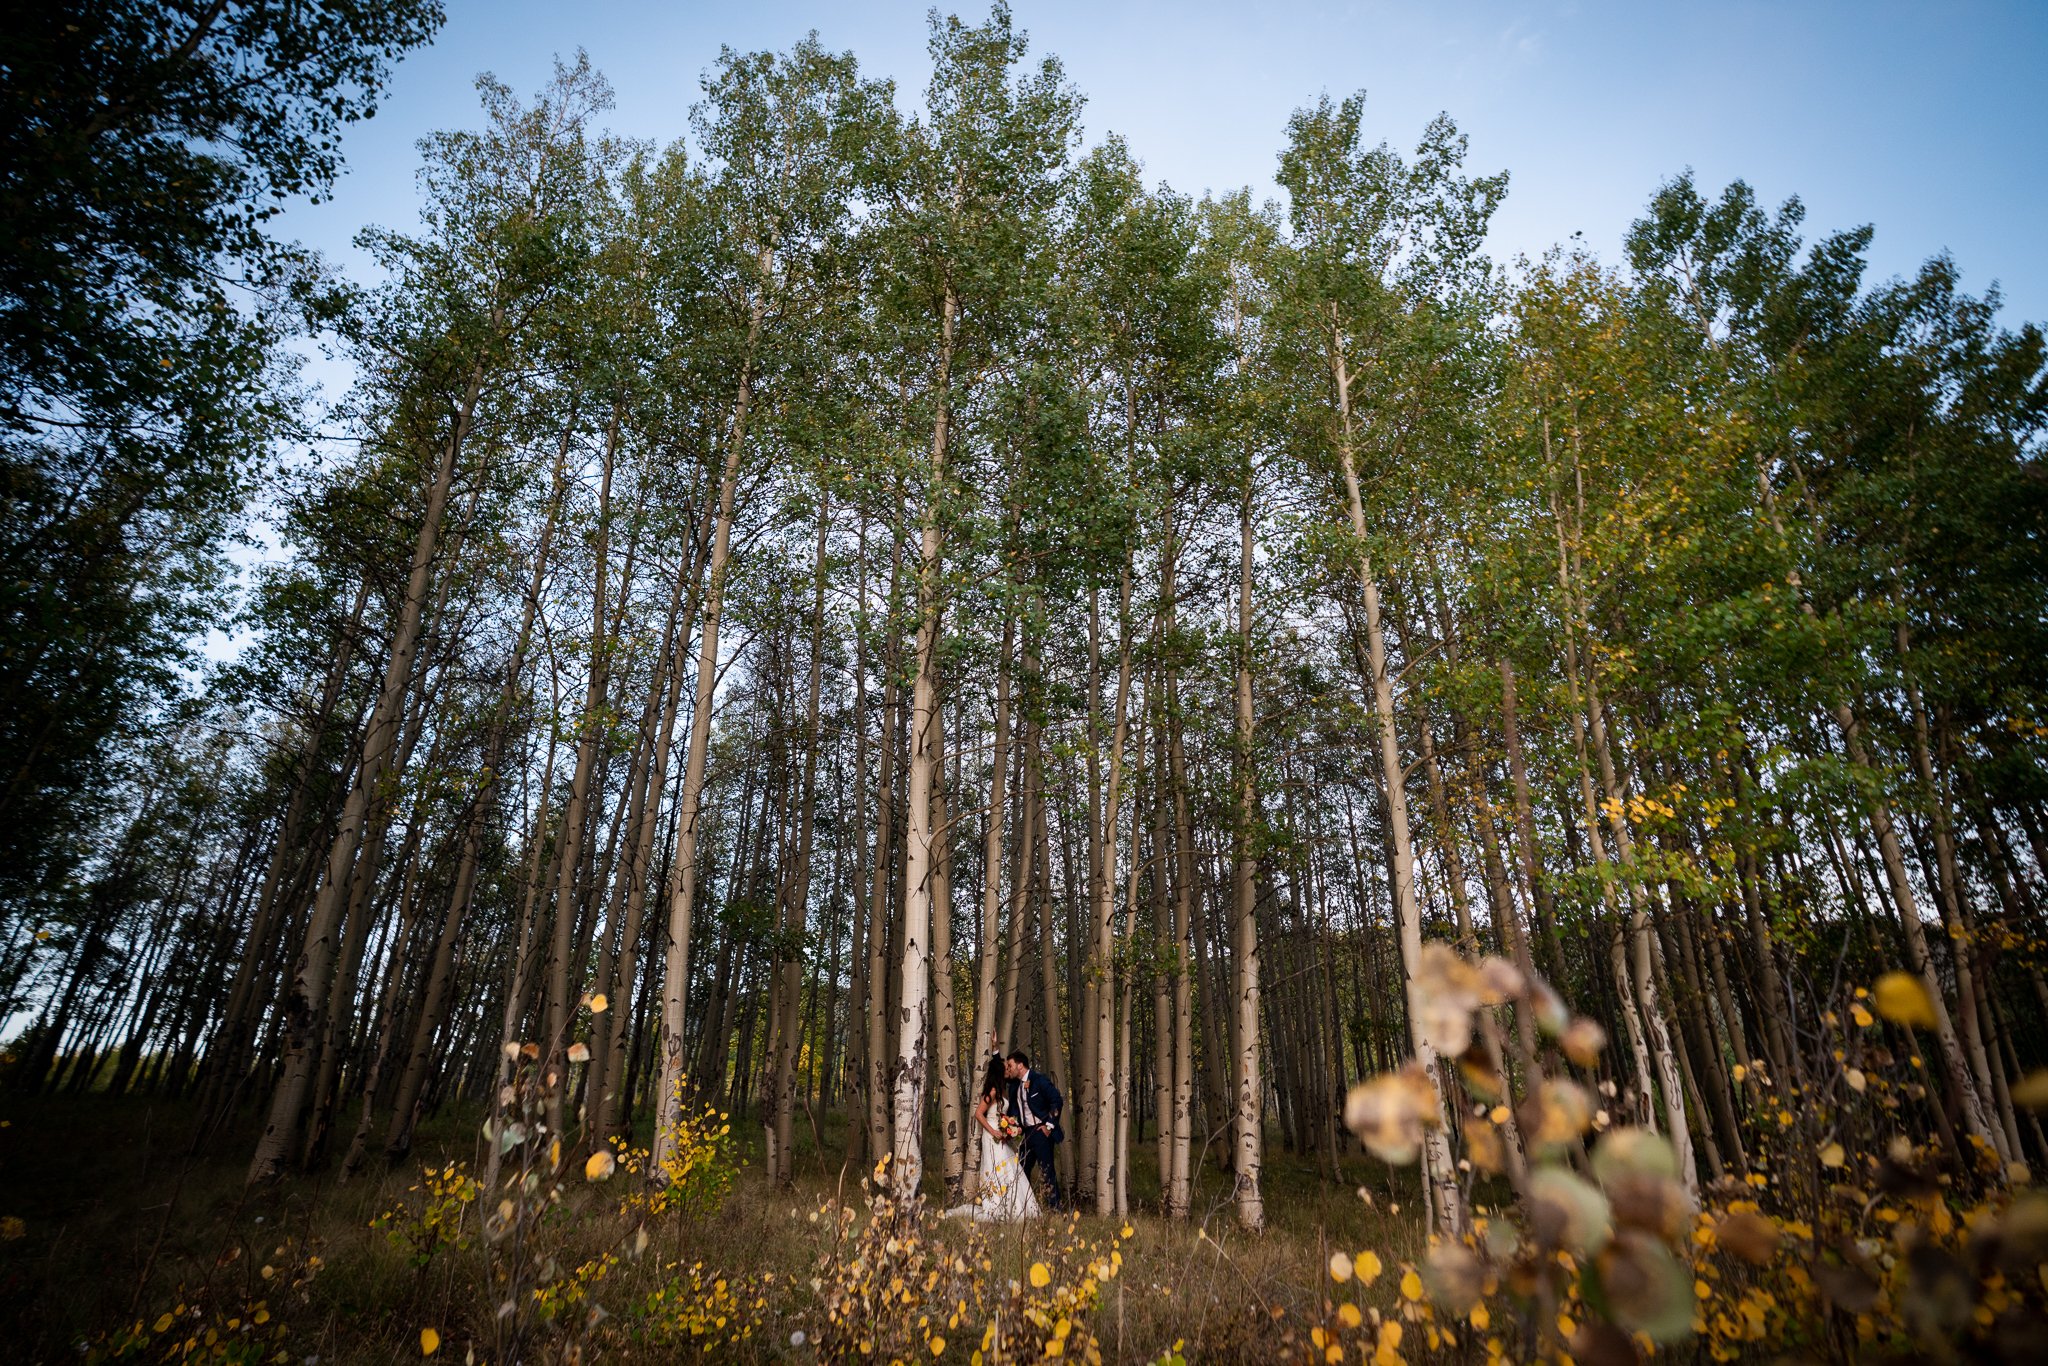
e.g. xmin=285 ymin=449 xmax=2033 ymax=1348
xmin=1606 ymin=1171 xmax=1692 ymax=1241
xmin=1531 ymin=978 xmax=1570 ymax=1037
xmin=1415 ymin=943 xmax=1482 ymax=1055
xmin=1421 ymin=1241 xmax=1486 ymax=1314
xmin=1568 ymin=1320 xmax=1641 ymax=1366
xmin=1476 ymin=955 xmax=1525 ymax=1005
xmin=1815 ymin=1258 xmax=1879 ymax=1314
xmin=1716 ymin=1209 xmax=1780 ymax=1266
xmin=1344 ymin=1065 xmax=1441 ymax=1164
xmin=1519 ymin=1078 xmax=1595 ymax=1156
xmin=1561 ymin=1017 xmax=1608 ymax=1068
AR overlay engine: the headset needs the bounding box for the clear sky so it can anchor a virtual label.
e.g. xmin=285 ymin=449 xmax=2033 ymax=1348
xmin=286 ymin=0 xmax=2048 ymax=325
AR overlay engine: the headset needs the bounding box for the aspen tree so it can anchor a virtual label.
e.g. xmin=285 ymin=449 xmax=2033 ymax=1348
xmin=1276 ymin=93 xmax=1504 ymax=1231
xmin=652 ymin=39 xmax=877 ymax=1181
xmin=874 ymin=4 xmax=1077 ymax=1200
xmin=248 ymin=61 xmax=610 ymax=1183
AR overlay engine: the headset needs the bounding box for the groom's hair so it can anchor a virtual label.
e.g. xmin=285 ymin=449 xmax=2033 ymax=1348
xmin=1007 ymin=1049 xmax=1030 ymax=1069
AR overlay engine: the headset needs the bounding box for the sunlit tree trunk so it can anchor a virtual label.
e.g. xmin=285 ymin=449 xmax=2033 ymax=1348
xmin=1091 ymin=552 xmax=1136 ymax=1213
xmin=482 ymin=701 xmax=564 ymax=1196
xmin=967 ymin=604 xmax=1013 ymax=1198
xmin=892 ymin=286 xmax=957 ymax=1201
xmin=542 ymin=407 xmax=621 ymax=1139
xmin=593 ymin=493 xmax=715 ymax=1142
xmin=1165 ymin=683 xmax=1198 ymax=1218
xmin=1327 ymin=309 xmax=1461 ymax=1231
xmin=997 ymin=618 xmax=1042 ymax=1051
xmin=846 ymin=511 xmax=874 ymax=1163
xmin=1231 ymin=456 xmax=1265 ymax=1232
xmin=653 ymin=279 xmax=764 ymax=1181
xmin=865 ymin=517 xmax=904 ymax=1168
xmin=931 ymin=709 xmax=965 ymax=1198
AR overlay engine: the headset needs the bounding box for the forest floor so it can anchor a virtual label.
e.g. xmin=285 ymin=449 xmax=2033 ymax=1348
xmin=0 ymin=1093 xmax=1441 ymax=1363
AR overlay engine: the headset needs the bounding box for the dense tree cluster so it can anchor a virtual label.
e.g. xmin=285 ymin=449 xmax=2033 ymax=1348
xmin=0 ymin=0 xmax=444 ymax=910
xmin=6 ymin=5 xmax=2045 ymax=1244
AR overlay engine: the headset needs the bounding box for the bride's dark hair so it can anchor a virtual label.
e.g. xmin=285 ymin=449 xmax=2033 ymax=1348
xmin=980 ymin=1054 xmax=1006 ymax=1101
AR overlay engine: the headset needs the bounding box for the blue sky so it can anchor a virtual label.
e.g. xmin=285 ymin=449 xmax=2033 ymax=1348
xmin=287 ymin=0 xmax=2048 ymax=324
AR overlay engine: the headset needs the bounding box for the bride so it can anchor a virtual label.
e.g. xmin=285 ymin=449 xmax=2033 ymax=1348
xmin=943 ymin=1053 xmax=1041 ymax=1222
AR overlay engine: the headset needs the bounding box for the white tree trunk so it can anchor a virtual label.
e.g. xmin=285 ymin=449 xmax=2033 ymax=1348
xmin=891 ymin=288 xmax=956 ymax=1202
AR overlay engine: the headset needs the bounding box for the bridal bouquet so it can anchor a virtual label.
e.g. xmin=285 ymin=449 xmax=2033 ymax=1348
xmin=994 ymin=1115 xmax=1021 ymax=1143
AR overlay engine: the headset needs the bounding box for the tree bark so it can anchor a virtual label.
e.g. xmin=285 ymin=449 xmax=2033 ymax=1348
xmin=765 ymin=493 xmax=831 ymax=1187
xmin=1327 ymin=307 xmax=1461 ymax=1231
xmin=892 ymin=285 xmax=957 ymax=1201
xmin=247 ymin=366 xmax=483 ymax=1186
xmin=653 ymin=280 xmax=764 ymax=1181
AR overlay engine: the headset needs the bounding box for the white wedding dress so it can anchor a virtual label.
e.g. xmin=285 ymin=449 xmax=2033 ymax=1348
xmin=944 ymin=1115 xmax=1042 ymax=1223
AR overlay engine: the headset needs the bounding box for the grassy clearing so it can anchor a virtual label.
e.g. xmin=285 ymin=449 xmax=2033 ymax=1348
xmin=0 ymin=1094 xmax=1430 ymax=1362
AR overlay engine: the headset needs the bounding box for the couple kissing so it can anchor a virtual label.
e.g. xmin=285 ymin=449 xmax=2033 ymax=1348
xmin=943 ymin=1031 xmax=1064 ymax=1222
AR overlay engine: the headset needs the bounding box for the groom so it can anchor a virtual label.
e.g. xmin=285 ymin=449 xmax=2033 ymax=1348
xmin=1003 ymin=1047 xmax=1065 ymax=1210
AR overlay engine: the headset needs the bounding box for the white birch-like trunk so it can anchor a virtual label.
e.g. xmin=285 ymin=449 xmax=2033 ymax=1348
xmin=1329 ymin=316 xmax=1463 ymax=1232
xmin=652 ymin=285 xmax=763 ymax=1181
xmin=1231 ymin=471 xmax=1265 ymax=1231
xmin=891 ymin=288 xmax=956 ymax=1202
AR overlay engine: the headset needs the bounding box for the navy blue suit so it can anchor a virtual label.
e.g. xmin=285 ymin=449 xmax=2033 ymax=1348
xmin=1006 ymin=1066 xmax=1064 ymax=1209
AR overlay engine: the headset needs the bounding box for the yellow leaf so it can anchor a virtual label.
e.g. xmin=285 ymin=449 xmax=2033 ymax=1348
xmin=2013 ymin=1069 xmax=2048 ymax=1110
xmin=1356 ymin=1250 xmax=1383 ymax=1285
xmin=421 ymin=1327 xmax=441 ymax=1356
xmin=1401 ymin=1269 xmax=1424 ymax=1302
xmin=1340 ymin=1303 xmax=1363 ymax=1328
xmin=1850 ymin=1004 xmax=1874 ymax=1028
xmin=1873 ymin=973 xmax=1937 ymax=1029
xmin=154 ymin=1313 xmax=175 ymax=1334
xmin=589 ymin=993 xmax=608 ymax=1014
xmin=1029 ymin=1262 xmax=1051 ymax=1289
xmin=1820 ymin=1142 xmax=1845 ymax=1169
xmin=585 ymin=1150 xmax=616 ymax=1181
xmin=931 ymin=1335 xmax=946 ymax=1355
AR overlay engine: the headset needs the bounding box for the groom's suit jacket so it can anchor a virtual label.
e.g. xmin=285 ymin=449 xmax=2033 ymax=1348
xmin=1008 ymin=1069 xmax=1065 ymax=1144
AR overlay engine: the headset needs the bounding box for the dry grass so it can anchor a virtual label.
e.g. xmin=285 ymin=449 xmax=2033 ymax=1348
xmin=0 ymin=1094 xmax=1430 ymax=1362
